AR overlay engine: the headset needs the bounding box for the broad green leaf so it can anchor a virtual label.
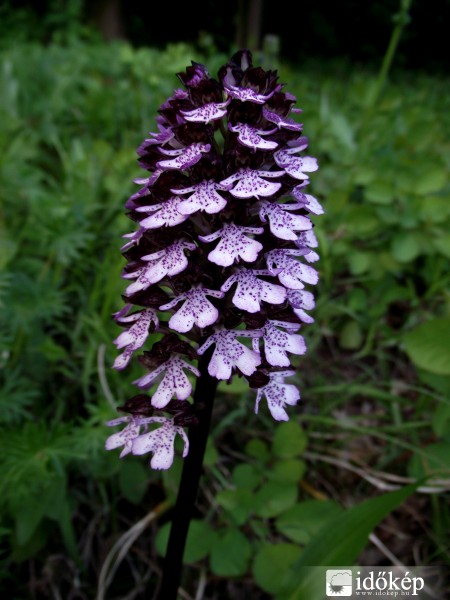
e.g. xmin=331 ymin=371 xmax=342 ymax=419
xmin=253 ymin=543 xmax=302 ymax=595
xmin=272 ymin=421 xmax=307 ymax=458
xmin=245 ymin=438 xmax=270 ymax=461
xmin=415 ymin=167 xmax=447 ymax=195
xmin=155 ymin=520 xmax=216 ymax=564
xmin=210 ymin=528 xmax=252 ymax=577
xmin=216 ymin=488 xmax=254 ymax=525
xmin=280 ymin=484 xmax=418 ymax=600
xmin=391 ymin=232 xmax=421 ymax=262
xmin=254 ymin=482 xmax=298 ymax=518
xmin=275 ymin=500 xmax=344 ymax=544
xmin=232 ymin=464 xmax=262 ymax=490
xmin=118 ymin=460 xmax=148 ymax=504
xmin=403 ymin=319 xmax=450 ymax=375
xmin=268 ymin=459 xmax=306 ymax=483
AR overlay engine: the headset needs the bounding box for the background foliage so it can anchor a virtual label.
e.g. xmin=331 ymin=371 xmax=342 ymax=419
xmin=0 ymin=11 xmax=449 ymax=599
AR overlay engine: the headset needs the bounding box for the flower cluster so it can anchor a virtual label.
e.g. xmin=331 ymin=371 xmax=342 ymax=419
xmin=106 ymin=50 xmax=323 ymax=469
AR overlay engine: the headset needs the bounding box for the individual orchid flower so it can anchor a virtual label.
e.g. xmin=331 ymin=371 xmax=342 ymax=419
xmin=132 ymin=417 xmax=189 ymax=470
xmin=229 ymin=122 xmax=278 ymax=151
xmin=123 ymin=240 xmax=196 ymax=295
xmin=259 ymin=201 xmax=312 ymax=240
xmin=274 ymin=145 xmax=319 ymax=180
xmin=113 ymin=308 xmax=159 ymax=370
xmin=197 ymin=329 xmax=261 ymax=380
xmin=133 ymin=355 xmax=200 ymax=408
xmin=135 ymin=196 xmax=189 ymax=229
xmin=180 ymin=99 xmax=230 ymax=123
xmin=266 ymin=248 xmax=319 ymax=289
xmin=171 ymin=180 xmax=230 ymax=215
xmin=157 ymin=142 xmax=211 ymax=171
xmin=220 ymin=167 xmax=284 ymax=199
xmin=199 ymin=223 xmax=264 ymax=266
xmin=286 ymin=289 xmax=315 ymax=324
xmin=105 ymin=416 xmax=144 ymax=458
xmin=255 ymin=371 xmax=300 ymax=421
xmin=220 ymin=268 xmax=286 ymax=313
xmin=159 ymin=286 xmax=224 ymax=332
xmin=253 ymin=320 xmax=306 ymax=367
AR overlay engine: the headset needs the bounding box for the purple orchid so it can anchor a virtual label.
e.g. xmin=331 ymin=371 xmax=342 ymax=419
xmin=107 ymin=50 xmax=322 ymax=470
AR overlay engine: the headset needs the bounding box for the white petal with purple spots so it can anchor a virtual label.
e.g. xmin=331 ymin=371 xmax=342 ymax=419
xmin=198 ymin=329 xmax=261 ymax=380
xmin=199 ymin=223 xmax=264 ymax=266
xmin=160 ymin=286 xmax=224 ymax=332
xmin=136 ymin=196 xmax=188 ymax=229
xmin=259 ymin=201 xmax=312 ymax=240
xmin=220 ymin=168 xmax=284 ymax=199
xmin=181 ymin=100 xmax=230 ymax=123
xmin=172 ymin=180 xmax=230 ymax=215
xmin=157 ymin=143 xmax=211 ymax=171
xmin=221 ymin=268 xmax=286 ymax=313
xmin=113 ymin=308 xmax=159 ymax=370
xmin=229 ymin=122 xmax=278 ymax=150
xmin=132 ymin=417 xmax=189 ymax=470
xmin=124 ymin=241 xmax=196 ymax=295
xmin=255 ymin=371 xmax=300 ymax=421
xmin=133 ymin=355 xmax=200 ymax=408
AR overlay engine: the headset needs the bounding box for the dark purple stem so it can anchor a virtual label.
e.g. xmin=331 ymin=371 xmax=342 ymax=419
xmin=157 ymin=350 xmax=217 ymax=599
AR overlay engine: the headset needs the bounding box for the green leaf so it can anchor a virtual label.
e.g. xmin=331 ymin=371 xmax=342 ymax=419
xmin=433 ymin=232 xmax=450 ymax=259
xmin=118 ymin=460 xmax=148 ymax=504
xmin=268 ymin=459 xmax=306 ymax=483
xmin=216 ymin=488 xmax=254 ymax=525
xmin=155 ymin=520 xmax=216 ymax=564
xmin=210 ymin=528 xmax=252 ymax=577
xmin=245 ymin=438 xmax=270 ymax=461
xmin=403 ymin=319 xmax=450 ymax=375
xmin=432 ymin=402 xmax=450 ymax=438
xmin=253 ymin=543 xmax=302 ymax=595
xmin=254 ymin=482 xmax=298 ymax=518
xmin=232 ymin=464 xmax=262 ymax=490
xmin=415 ymin=167 xmax=447 ymax=195
xmin=272 ymin=421 xmax=307 ymax=458
xmin=391 ymin=232 xmax=421 ymax=262
xmin=275 ymin=500 xmax=344 ymax=544
xmin=281 ymin=484 xmax=419 ymax=600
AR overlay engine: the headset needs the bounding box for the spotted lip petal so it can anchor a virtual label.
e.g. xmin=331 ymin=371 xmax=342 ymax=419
xmin=220 ymin=168 xmax=284 ymax=199
xmin=132 ymin=417 xmax=189 ymax=470
xmin=274 ymin=147 xmax=319 ymax=180
xmin=160 ymin=287 xmax=224 ymax=333
xmin=171 ymin=180 xmax=230 ymax=215
xmin=135 ymin=196 xmax=189 ymax=229
xmin=229 ymin=122 xmax=278 ymax=150
xmin=266 ymin=249 xmax=319 ymax=289
xmin=255 ymin=371 xmax=300 ymax=421
xmin=197 ymin=329 xmax=261 ymax=380
xmin=254 ymin=320 xmax=306 ymax=367
xmin=113 ymin=308 xmax=159 ymax=370
xmin=220 ymin=268 xmax=286 ymax=313
xmin=262 ymin=106 xmax=303 ymax=131
xmin=124 ymin=241 xmax=196 ymax=295
xmin=180 ymin=99 xmax=230 ymax=123
xmin=199 ymin=223 xmax=264 ymax=267
xmin=133 ymin=355 xmax=200 ymax=408
xmin=259 ymin=201 xmax=312 ymax=240
xmin=157 ymin=143 xmax=211 ymax=171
